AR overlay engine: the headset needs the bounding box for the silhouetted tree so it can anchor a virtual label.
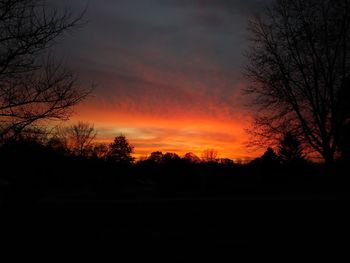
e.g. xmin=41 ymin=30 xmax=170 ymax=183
xmin=0 ymin=0 xmax=89 ymax=141
xmin=201 ymin=149 xmax=218 ymax=163
xmin=107 ymin=135 xmax=135 ymax=164
xmin=66 ymin=122 xmax=96 ymax=157
xmin=161 ymin=152 xmax=181 ymax=164
xmin=245 ymin=0 xmax=350 ymax=164
xmin=339 ymin=122 xmax=350 ymax=161
xmin=218 ymin=158 xmax=235 ymax=166
xmin=92 ymin=143 xmax=109 ymax=160
xmin=47 ymin=136 xmax=68 ymax=155
xmin=261 ymin=147 xmax=279 ymax=165
xmin=183 ymin=152 xmax=201 ymax=164
xmin=278 ymin=132 xmax=306 ymax=164
xmin=14 ymin=126 xmax=49 ymax=144
xmin=338 ymin=77 xmax=350 ymax=161
xmin=148 ymin=151 xmax=163 ymax=164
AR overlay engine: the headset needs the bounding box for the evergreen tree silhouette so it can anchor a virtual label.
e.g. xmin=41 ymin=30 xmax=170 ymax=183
xmin=261 ymin=147 xmax=279 ymax=164
xmin=107 ymin=135 xmax=135 ymax=164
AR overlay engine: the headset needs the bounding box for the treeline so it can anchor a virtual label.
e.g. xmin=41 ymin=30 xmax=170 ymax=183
xmin=0 ymin=121 xmax=328 ymax=168
xmin=1 ymin=122 xmax=349 ymax=205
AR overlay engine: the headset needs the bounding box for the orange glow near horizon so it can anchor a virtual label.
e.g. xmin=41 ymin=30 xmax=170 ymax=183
xmin=66 ymin=49 xmax=262 ymax=161
xmin=47 ymin=0 xmax=268 ymax=162
xmin=69 ymin=100 xmax=261 ymax=162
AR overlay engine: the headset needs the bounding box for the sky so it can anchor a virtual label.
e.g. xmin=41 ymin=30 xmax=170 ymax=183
xmin=54 ymin=0 xmax=269 ymax=160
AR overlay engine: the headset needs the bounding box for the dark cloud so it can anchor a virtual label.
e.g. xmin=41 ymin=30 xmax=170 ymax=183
xmin=54 ymin=0 xmax=270 ymax=118
xmin=158 ymin=0 xmax=268 ymax=14
xmin=49 ymin=0 xmax=272 ymax=158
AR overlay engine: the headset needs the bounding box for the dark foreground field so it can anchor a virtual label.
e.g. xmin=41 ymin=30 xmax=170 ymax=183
xmin=2 ymin=197 xmax=350 ymax=257
xmin=1 ymin=148 xmax=350 ymax=255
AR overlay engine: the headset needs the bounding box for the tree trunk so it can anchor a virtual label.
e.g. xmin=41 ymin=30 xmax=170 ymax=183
xmin=322 ymin=148 xmax=335 ymax=166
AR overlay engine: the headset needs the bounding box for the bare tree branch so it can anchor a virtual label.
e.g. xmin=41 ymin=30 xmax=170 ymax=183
xmin=245 ymin=0 xmax=350 ymax=164
xmin=0 ymin=0 xmax=90 ymax=141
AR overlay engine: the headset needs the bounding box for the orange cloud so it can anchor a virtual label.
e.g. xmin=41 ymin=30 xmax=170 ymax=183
xmin=67 ymin=46 xmax=260 ymax=161
xmin=69 ymin=99 xmax=260 ymax=161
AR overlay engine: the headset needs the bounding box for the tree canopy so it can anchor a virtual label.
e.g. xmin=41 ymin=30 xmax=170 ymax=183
xmin=0 ymin=0 xmax=89 ymax=142
xmin=245 ymin=0 xmax=350 ymax=164
xmin=107 ymin=135 xmax=135 ymax=164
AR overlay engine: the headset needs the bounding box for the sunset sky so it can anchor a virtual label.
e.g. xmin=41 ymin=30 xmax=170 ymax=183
xmin=54 ymin=0 xmax=269 ymax=160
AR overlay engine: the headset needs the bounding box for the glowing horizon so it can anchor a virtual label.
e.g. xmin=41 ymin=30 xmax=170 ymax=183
xmin=54 ymin=0 xmax=268 ymax=161
xmin=69 ymin=97 xmax=261 ymax=161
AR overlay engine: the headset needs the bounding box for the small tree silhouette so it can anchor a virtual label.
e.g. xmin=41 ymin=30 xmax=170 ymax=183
xmin=261 ymin=147 xmax=279 ymax=165
xmin=161 ymin=152 xmax=181 ymax=164
xmin=66 ymin=122 xmax=96 ymax=157
xmin=278 ymin=132 xmax=306 ymax=164
xmin=107 ymin=135 xmax=135 ymax=164
xmin=92 ymin=143 xmax=109 ymax=160
xmin=183 ymin=152 xmax=201 ymax=163
xmin=201 ymin=149 xmax=218 ymax=163
xmin=148 ymin=151 xmax=163 ymax=164
xmin=47 ymin=136 xmax=69 ymax=155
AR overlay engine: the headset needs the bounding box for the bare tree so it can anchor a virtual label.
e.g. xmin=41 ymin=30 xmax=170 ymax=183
xmin=92 ymin=143 xmax=109 ymax=160
xmin=65 ymin=122 xmax=96 ymax=157
xmin=0 ymin=0 xmax=89 ymax=141
xmin=201 ymin=149 xmax=218 ymax=163
xmin=245 ymin=0 xmax=350 ymax=164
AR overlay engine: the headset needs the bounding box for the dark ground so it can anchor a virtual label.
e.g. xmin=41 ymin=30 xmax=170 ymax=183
xmin=2 ymin=197 xmax=349 ymax=257
xmin=1 ymin=144 xmax=349 ymax=256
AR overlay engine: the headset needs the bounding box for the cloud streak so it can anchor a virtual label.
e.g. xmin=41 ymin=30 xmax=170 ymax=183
xmin=53 ymin=0 xmax=270 ymax=159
